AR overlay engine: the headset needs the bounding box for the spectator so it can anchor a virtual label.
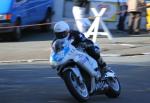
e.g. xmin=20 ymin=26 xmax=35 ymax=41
xmin=72 ymin=0 xmax=91 ymax=37
xmin=117 ymin=0 xmax=128 ymax=31
xmin=127 ymin=0 xmax=145 ymax=34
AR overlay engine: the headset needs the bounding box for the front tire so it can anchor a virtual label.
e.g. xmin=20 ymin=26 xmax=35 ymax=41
xmin=64 ymin=70 xmax=89 ymax=102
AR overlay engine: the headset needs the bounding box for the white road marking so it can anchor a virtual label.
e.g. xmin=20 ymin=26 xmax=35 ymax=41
xmin=0 ymin=51 xmax=150 ymax=64
xmin=101 ymin=54 xmax=121 ymax=57
xmin=142 ymin=52 xmax=150 ymax=55
xmin=48 ymin=101 xmax=59 ymax=103
xmin=119 ymin=43 xmax=136 ymax=47
xmin=44 ymin=77 xmax=60 ymax=79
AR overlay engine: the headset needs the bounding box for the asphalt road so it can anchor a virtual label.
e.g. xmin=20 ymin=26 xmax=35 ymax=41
xmin=0 ymin=62 xmax=150 ymax=103
xmin=0 ymin=29 xmax=150 ymax=103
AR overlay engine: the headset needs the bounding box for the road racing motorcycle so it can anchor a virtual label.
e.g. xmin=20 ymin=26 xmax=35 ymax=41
xmin=49 ymin=38 xmax=121 ymax=102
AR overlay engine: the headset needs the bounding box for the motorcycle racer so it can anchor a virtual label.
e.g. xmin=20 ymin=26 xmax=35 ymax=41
xmin=52 ymin=21 xmax=110 ymax=77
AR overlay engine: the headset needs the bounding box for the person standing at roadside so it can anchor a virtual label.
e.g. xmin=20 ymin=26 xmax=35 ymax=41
xmin=127 ymin=0 xmax=145 ymax=34
xmin=72 ymin=0 xmax=91 ymax=37
xmin=117 ymin=0 xmax=128 ymax=31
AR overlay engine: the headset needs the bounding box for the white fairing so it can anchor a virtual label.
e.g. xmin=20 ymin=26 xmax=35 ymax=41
xmin=74 ymin=50 xmax=98 ymax=76
xmin=50 ymin=39 xmax=98 ymax=77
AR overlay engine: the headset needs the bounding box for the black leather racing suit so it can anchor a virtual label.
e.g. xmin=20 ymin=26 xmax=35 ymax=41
xmin=66 ymin=30 xmax=107 ymax=72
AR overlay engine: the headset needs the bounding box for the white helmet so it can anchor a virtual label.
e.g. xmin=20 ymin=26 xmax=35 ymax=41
xmin=54 ymin=21 xmax=70 ymax=39
xmin=54 ymin=21 xmax=70 ymax=33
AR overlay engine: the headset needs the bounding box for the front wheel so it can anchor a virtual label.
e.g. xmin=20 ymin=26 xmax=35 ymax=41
xmin=11 ymin=20 xmax=22 ymax=41
xmin=64 ymin=70 xmax=89 ymax=102
xmin=105 ymin=77 xmax=121 ymax=98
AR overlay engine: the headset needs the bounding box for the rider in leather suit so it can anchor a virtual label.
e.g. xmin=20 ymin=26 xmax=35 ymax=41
xmin=52 ymin=21 xmax=109 ymax=76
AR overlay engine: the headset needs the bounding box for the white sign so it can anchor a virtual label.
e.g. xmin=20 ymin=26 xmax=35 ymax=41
xmin=90 ymin=1 xmax=118 ymax=21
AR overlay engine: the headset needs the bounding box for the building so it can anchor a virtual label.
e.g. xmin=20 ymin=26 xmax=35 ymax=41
xmin=53 ymin=0 xmax=147 ymax=30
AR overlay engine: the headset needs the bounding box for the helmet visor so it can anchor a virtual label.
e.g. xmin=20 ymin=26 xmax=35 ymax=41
xmin=55 ymin=31 xmax=68 ymax=39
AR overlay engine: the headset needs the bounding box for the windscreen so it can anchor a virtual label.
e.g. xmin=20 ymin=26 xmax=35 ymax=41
xmin=0 ymin=0 xmax=12 ymax=14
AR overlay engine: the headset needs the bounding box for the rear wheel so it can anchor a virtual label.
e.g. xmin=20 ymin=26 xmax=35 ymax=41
xmin=105 ymin=77 xmax=121 ymax=98
xmin=64 ymin=70 xmax=89 ymax=102
xmin=41 ymin=9 xmax=53 ymax=32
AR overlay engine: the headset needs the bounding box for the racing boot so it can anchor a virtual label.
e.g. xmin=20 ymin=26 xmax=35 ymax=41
xmin=95 ymin=79 xmax=109 ymax=94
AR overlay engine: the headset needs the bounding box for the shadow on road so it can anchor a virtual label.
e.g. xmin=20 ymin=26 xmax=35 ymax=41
xmin=0 ymin=28 xmax=54 ymax=42
xmin=0 ymin=29 xmax=150 ymax=43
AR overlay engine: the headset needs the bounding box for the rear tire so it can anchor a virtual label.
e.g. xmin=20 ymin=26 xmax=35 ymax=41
xmin=105 ymin=77 xmax=121 ymax=98
xmin=64 ymin=70 xmax=89 ymax=102
xmin=41 ymin=9 xmax=53 ymax=32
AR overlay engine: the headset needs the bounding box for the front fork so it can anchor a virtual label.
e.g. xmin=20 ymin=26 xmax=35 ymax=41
xmin=70 ymin=68 xmax=100 ymax=94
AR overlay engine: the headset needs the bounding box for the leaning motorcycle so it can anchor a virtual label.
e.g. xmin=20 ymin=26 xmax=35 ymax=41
xmin=49 ymin=38 xmax=121 ymax=102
